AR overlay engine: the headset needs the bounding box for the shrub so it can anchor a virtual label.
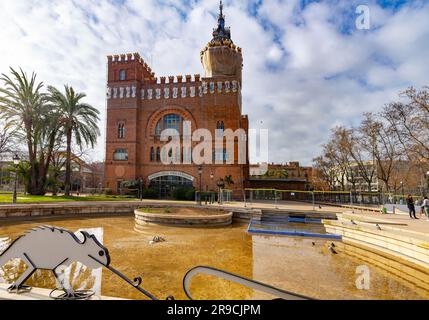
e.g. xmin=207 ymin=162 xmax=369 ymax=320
xmin=172 ymin=187 xmax=196 ymax=201
xmin=143 ymin=188 xmax=159 ymax=199
xmin=185 ymin=188 xmax=196 ymax=201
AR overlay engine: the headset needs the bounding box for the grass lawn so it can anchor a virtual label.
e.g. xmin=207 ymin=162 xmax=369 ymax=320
xmin=0 ymin=194 xmax=138 ymax=204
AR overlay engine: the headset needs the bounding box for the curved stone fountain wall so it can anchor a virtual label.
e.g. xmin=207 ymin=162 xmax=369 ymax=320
xmin=134 ymin=209 xmax=233 ymax=228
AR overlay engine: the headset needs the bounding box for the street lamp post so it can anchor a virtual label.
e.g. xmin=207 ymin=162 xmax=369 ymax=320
xmin=198 ymin=166 xmax=203 ymax=206
xmin=311 ymin=188 xmax=315 ymax=211
xmin=139 ymin=177 xmax=144 ymax=202
xmin=210 ymin=172 xmax=214 ymax=204
xmin=12 ymin=154 xmax=20 ymax=204
xmin=217 ymin=179 xmax=225 ymax=205
xmin=400 ymin=181 xmax=404 ymax=204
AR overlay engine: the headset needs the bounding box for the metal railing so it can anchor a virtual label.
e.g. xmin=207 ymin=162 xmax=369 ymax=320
xmin=244 ymin=188 xmax=426 ymax=209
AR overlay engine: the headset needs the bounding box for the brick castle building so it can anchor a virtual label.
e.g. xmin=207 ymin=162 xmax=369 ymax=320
xmin=104 ymin=2 xmax=249 ymax=198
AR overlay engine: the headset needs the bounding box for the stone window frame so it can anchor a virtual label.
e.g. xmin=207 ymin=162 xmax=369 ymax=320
xmin=113 ymin=148 xmax=128 ymax=161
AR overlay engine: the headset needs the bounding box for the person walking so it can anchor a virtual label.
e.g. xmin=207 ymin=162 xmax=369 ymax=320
xmin=406 ymin=195 xmax=418 ymax=219
xmin=423 ymin=196 xmax=429 ymax=221
xmin=420 ymin=198 xmax=425 ymax=218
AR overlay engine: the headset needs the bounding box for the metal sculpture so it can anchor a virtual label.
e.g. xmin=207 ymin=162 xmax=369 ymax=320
xmin=0 ymin=226 xmax=312 ymax=300
xmin=183 ymin=266 xmax=311 ymax=300
xmin=0 ymin=226 xmax=110 ymax=298
xmin=0 ymin=226 xmax=159 ymax=300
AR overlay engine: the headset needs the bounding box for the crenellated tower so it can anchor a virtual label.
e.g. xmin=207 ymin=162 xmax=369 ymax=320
xmin=201 ymin=1 xmax=243 ymax=82
xmin=104 ymin=1 xmax=249 ymax=198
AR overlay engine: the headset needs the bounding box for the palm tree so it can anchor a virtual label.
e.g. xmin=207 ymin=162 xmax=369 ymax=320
xmin=0 ymin=68 xmax=56 ymax=195
xmin=224 ymin=175 xmax=235 ymax=187
xmin=48 ymin=85 xmax=100 ymax=196
xmin=278 ymin=169 xmax=289 ymax=179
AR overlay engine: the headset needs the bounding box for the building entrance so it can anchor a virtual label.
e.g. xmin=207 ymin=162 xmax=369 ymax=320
xmin=149 ymin=173 xmax=194 ymax=199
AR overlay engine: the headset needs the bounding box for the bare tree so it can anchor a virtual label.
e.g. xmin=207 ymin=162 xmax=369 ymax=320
xmin=314 ymin=118 xmax=402 ymax=193
xmin=0 ymin=122 xmax=16 ymax=158
xmin=361 ymin=113 xmax=402 ymax=192
xmin=314 ymin=86 xmax=428 ymax=194
xmin=313 ymin=156 xmax=336 ymax=190
xmin=324 ymin=127 xmax=357 ymax=191
xmin=353 ymin=113 xmax=380 ymax=192
xmin=383 ymin=87 xmax=429 ymax=163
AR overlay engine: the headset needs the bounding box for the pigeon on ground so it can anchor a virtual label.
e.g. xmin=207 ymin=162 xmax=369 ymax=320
xmin=376 ymin=224 xmax=382 ymax=231
xmin=328 ymin=245 xmax=338 ymax=255
xmin=149 ymin=236 xmax=166 ymax=245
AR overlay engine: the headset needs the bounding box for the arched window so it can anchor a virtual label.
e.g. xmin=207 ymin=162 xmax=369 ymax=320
xmin=164 ymin=114 xmax=181 ymax=132
xmin=216 ymin=121 xmax=225 ymax=130
xmin=216 ymin=121 xmax=225 ymax=138
xmin=154 ymin=114 xmax=182 ymax=136
xmin=119 ymin=70 xmax=126 ymax=81
xmin=156 ymin=147 xmax=161 ymax=162
xmin=182 ymin=147 xmax=187 ymax=164
xmin=188 ymin=147 xmax=192 ymax=163
xmin=155 ymin=120 xmax=162 ymax=136
xmin=118 ymin=123 xmax=125 ymax=139
xmin=150 ymin=147 xmax=155 ymax=162
xmin=175 ymin=147 xmax=180 ymax=163
xmin=162 ymin=148 xmax=167 ymax=163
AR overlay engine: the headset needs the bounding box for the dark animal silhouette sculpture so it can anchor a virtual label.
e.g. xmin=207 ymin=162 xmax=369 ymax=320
xmin=0 ymin=226 xmax=110 ymax=296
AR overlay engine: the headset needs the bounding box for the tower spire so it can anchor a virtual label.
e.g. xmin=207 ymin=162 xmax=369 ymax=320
xmin=212 ymin=0 xmax=232 ymax=43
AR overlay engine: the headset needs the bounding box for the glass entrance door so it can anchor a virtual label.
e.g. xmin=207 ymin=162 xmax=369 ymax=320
xmin=149 ymin=175 xmax=194 ymax=199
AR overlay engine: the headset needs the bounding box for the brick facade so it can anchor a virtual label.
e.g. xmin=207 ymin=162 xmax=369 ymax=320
xmin=104 ymin=4 xmax=249 ymax=198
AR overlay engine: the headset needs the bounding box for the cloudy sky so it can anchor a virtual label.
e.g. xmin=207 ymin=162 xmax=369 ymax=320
xmin=0 ymin=0 xmax=428 ymax=165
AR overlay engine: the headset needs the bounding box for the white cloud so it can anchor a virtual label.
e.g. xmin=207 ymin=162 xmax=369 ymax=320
xmin=0 ymin=0 xmax=428 ymax=166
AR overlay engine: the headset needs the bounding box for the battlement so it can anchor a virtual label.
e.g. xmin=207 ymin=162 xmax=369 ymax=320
xmin=155 ymin=74 xmax=202 ymax=85
xmin=106 ymin=78 xmax=241 ymax=101
xmin=107 ymin=52 xmax=151 ymax=71
xmin=200 ymin=39 xmax=242 ymax=58
xmin=107 ymin=52 xmax=156 ymax=82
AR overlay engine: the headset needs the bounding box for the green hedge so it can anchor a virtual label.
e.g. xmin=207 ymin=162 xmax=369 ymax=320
xmin=172 ymin=187 xmax=196 ymax=201
xmin=143 ymin=188 xmax=160 ymax=199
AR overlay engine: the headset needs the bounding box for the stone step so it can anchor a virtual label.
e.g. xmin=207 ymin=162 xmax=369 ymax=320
xmin=323 ymin=219 xmax=429 ymax=270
